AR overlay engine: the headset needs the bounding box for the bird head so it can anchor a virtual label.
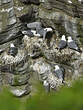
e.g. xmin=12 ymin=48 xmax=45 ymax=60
xmin=61 ymin=35 xmax=66 ymax=41
xmin=10 ymin=43 xmax=15 ymax=48
xmin=22 ymin=31 xmax=27 ymax=35
xmin=31 ymin=30 xmax=36 ymax=34
xmin=68 ymin=36 xmax=73 ymax=42
xmin=43 ymin=80 xmax=48 ymax=86
xmin=31 ymin=30 xmax=41 ymax=37
xmin=55 ymin=65 xmax=60 ymax=71
xmin=44 ymin=28 xmax=53 ymax=32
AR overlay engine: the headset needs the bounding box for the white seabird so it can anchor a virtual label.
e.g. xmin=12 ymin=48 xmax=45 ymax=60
xmin=31 ymin=30 xmax=41 ymax=37
xmin=43 ymin=80 xmax=50 ymax=92
xmin=26 ymin=22 xmax=53 ymax=39
xmin=8 ymin=43 xmax=18 ymax=57
xmin=43 ymin=28 xmax=53 ymax=40
xmin=22 ymin=30 xmax=34 ymax=37
xmin=67 ymin=36 xmax=82 ymax=53
xmin=68 ymin=0 xmax=72 ymax=4
xmin=54 ymin=65 xmax=64 ymax=82
xmin=30 ymin=27 xmax=53 ymax=40
xmin=58 ymin=35 xmax=67 ymax=50
xmin=36 ymin=27 xmax=53 ymax=40
xmin=44 ymin=28 xmax=53 ymax=32
xmin=10 ymin=43 xmax=15 ymax=48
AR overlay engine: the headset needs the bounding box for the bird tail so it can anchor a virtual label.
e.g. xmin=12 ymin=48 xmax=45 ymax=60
xmin=78 ymin=49 xmax=82 ymax=53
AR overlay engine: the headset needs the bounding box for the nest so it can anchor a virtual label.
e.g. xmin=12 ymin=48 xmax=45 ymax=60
xmin=1 ymin=49 xmax=25 ymax=65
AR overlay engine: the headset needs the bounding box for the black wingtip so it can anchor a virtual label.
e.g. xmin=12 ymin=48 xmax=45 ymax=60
xmin=78 ymin=49 xmax=82 ymax=53
xmin=0 ymin=49 xmax=5 ymax=55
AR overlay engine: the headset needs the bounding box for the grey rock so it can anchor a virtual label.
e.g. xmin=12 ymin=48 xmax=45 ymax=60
xmin=47 ymin=73 xmax=63 ymax=90
xmin=19 ymin=7 xmax=37 ymax=23
xmin=27 ymin=22 xmax=42 ymax=30
xmin=8 ymin=74 xmax=30 ymax=86
xmin=0 ymin=0 xmax=83 ymax=95
xmin=31 ymin=58 xmax=51 ymax=81
xmin=10 ymin=83 xmax=31 ymax=97
xmin=38 ymin=2 xmax=83 ymax=37
xmin=23 ymin=36 xmax=43 ymax=58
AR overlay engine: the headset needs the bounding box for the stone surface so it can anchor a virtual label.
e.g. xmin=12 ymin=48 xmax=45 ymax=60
xmin=0 ymin=45 xmax=31 ymax=96
xmin=10 ymin=83 xmax=31 ymax=97
xmin=0 ymin=0 xmax=83 ymax=95
xmin=3 ymin=73 xmax=30 ymax=86
xmin=30 ymin=58 xmax=51 ymax=81
xmin=0 ymin=0 xmax=22 ymax=45
xmin=23 ymin=33 xmax=83 ymax=88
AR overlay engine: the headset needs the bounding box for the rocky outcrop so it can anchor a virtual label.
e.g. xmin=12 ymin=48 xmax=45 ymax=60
xmin=0 ymin=0 xmax=22 ymax=45
xmin=38 ymin=0 xmax=83 ymax=37
xmin=0 ymin=0 xmax=83 ymax=96
xmin=47 ymin=0 xmax=83 ymax=18
xmin=0 ymin=47 xmax=31 ymax=97
xmin=23 ymin=35 xmax=83 ymax=89
xmin=17 ymin=0 xmax=83 ymax=41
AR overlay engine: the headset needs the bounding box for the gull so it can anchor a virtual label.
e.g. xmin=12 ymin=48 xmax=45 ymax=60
xmin=8 ymin=43 xmax=18 ymax=57
xmin=54 ymin=65 xmax=64 ymax=82
xmin=58 ymin=35 xmax=67 ymax=50
xmin=67 ymin=36 xmax=82 ymax=53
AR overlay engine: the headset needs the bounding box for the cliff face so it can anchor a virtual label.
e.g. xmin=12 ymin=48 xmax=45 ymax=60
xmin=0 ymin=0 xmax=83 ymax=97
xmin=0 ymin=0 xmax=83 ymax=44
xmin=38 ymin=0 xmax=83 ymax=38
xmin=0 ymin=0 xmax=22 ymax=45
xmin=0 ymin=0 xmax=16 ymax=32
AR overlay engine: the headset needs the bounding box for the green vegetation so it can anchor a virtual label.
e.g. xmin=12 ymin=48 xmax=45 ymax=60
xmin=0 ymin=89 xmax=21 ymax=110
xmin=0 ymin=80 xmax=83 ymax=110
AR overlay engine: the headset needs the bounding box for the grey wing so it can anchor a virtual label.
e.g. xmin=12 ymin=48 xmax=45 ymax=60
xmin=42 ymin=29 xmax=48 ymax=40
xmin=68 ymin=41 xmax=78 ymax=50
xmin=55 ymin=69 xmax=63 ymax=79
xmin=26 ymin=30 xmax=34 ymax=37
xmin=36 ymin=28 xmax=51 ymax=39
xmin=36 ymin=28 xmax=44 ymax=36
xmin=58 ymin=40 xmax=67 ymax=49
